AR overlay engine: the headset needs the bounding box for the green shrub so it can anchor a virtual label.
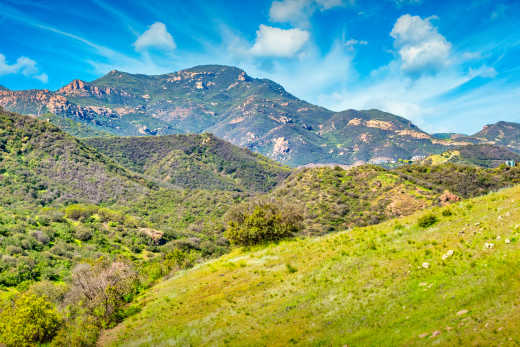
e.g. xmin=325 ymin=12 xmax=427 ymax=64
xmin=442 ymin=209 xmax=453 ymax=217
xmin=286 ymin=263 xmax=298 ymax=273
xmin=51 ymin=310 xmax=100 ymax=347
xmin=224 ymin=202 xmax=302 ymax=246
xmin=0 ymin=292 xmax=61 ymax=346
xmin=64 ymin=204 xmax=98 ymax=220
xmin=417 ymin=214 xmax=438 ymax=228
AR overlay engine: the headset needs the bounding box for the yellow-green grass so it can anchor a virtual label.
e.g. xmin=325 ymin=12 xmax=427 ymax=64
xmin=424 ymin=150 xmax=460 ymax=166
xmin=102 ymin=185 xmax=520 ymax=346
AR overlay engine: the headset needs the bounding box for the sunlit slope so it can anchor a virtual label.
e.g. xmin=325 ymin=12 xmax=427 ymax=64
xmin=103 ymin=185 xmax=520 ymax=346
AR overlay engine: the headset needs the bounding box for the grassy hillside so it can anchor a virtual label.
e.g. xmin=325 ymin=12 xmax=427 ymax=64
xmin=102 ymin=184 xmax=520 ymax=346
xmin=0 ymin=108 xmax=150 ymax=206
xmin=85 ymin=133 xmax=291 ymax=192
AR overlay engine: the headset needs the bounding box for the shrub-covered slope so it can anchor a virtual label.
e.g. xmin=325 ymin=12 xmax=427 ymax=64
xmin=0 ymin=108 xmax=149 ymax=206
xmin=234 ymin=163 xmax=520 ymax=235
xmin=268 ymin=165 xmax=441 ymax=234
xmin=394 ymin=163 xmax=520 ymax=199
xmin=102 ymin=184 xmax=520 ymax=346
xmin=85 ymin=133 xmax=291 ymax=192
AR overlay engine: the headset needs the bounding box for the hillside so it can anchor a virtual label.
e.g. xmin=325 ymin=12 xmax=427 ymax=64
xmin=0 ymin=65 xmax=470 ymax=166
xmin=101 ymin=184 xmax=520 ymax=346
xmin=84 ymin=133 xmax=291 ymax=192
xmin=472 ymin=121 xmax=520 ymax=152
xmin=40 ymin=113 xmax=114 ymax=138
xmin=0 ymin=108 xmax=149 ymax=206
xmin=394 ymin=163 xmax=520 ymax=199
xmin=268 ymin=165 xmax=441 ymax=234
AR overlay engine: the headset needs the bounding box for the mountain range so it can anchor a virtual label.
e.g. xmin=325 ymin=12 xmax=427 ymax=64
xmin=2 ymin=65 xmax=519 ymax=166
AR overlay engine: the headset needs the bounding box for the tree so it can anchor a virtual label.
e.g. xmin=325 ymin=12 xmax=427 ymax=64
xmin=67 ymin=260 xmax=138 ymax=327
xmin=0 ymin=292 xmax=61 ymax=346
xmin=225 ymin=201 xmax=302 ymax=246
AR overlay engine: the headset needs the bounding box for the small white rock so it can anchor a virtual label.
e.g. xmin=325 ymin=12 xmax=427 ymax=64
xmin=442 ymin=249 xmax=454 ymax=260
xmin=484 ymin=242 xmax=494 ymax=249
xmin=422 ymin=262 xmax=430 ymax=269
xmin=505 ymin=239 xmax=511 ymax=244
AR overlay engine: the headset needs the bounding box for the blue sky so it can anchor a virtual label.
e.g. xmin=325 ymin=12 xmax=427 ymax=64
xmin=0 ymin=0 xmax=519 ymax=134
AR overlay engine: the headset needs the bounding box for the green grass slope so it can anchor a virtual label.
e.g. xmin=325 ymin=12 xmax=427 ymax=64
xmin=103 ymin=184 xmax=520 ymax=346
xmin=85 ymin=133 xmax=291 ymax=192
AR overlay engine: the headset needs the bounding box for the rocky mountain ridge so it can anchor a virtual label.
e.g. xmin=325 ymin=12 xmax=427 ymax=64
xmin=1 ymin=65 xmax=519 ymax=166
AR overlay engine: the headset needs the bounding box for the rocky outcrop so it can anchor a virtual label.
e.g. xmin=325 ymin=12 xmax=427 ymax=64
xmin=57 ymin=79 xmax=131 ymax=99
xmin=439 ymin=190 xmax=461 ymax=205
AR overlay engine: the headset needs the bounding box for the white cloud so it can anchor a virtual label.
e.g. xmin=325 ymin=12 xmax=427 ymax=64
xmin=0 ymin=54 xmax=47 ymax=83
xmin=390 ymin=14 xmax=451 ymax=76
xmin=250 ymin=25 xmax=310 ymax=57
xmin=134 ymin=22 xmax=176 ymax=52
xmin=269 ymin=0 xmax=344 ymax=26
xmin=345 ymin=38 xmax=368 ymax=49
xmin=35 ymin=73 xmax=49 ymax=83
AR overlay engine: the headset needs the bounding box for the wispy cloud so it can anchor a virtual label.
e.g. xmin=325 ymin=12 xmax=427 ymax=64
xmin=0 ymin=53 xmax=47 ymax=83
xmin=269 ymin=0 xmax=345 ymax=27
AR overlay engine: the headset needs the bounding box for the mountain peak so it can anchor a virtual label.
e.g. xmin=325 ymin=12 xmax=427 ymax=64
xmin=0 ymin=85 xmax=8 ymax=91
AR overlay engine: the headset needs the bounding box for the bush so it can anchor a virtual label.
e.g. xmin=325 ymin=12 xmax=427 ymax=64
xmin=0 ymin=292 xmax=61 ymax=346
xmin=64 ymin=204 xmax=98 ymax=221
xmin=417 ymin=214 xmax=438 ymax=228
xmin=224 ymin=201 xmax=302 ymax=246
xmin=51 ymin=309 xmax=100 ymax=347
xmin=442 ymin=209 xmax=453 ymax=217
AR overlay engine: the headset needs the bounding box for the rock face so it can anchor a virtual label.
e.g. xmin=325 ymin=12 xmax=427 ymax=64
xmin=1 ymin=64 xmax=515 ymax=166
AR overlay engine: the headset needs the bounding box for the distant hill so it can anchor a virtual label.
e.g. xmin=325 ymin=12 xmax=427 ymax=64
xmin=471 ymin=121 xmax=520 ymax=152
xmin=101 ymin=183 xmax=520 ymax=346
xmin=421 ymin=144 xmax=520 ymax=168
xmin=84 ymin=133 xmax=291 ymax=192
xmin=0 ymin=65 xmax=473 ymax=166
xmin=0 ymin=108 xmax=149 ymax=206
